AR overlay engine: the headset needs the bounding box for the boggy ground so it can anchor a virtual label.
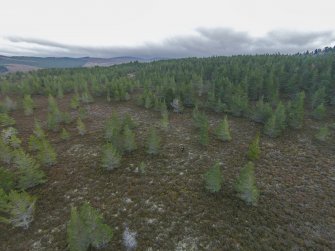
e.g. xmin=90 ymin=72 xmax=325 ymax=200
xmin=0 ymin=94 xmax=334 ymax=251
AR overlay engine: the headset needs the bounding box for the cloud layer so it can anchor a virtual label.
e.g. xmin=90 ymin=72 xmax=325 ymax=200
xmin=1 ymin=28 xmax=335 ymax=58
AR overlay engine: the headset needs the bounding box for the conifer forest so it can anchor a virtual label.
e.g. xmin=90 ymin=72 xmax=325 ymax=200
xmin=0 ymin=50 xmax=335 ymax=250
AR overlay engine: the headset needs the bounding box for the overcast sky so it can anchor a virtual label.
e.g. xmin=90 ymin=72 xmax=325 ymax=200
xmin=1 ymin=0 xmax=335 ymax=58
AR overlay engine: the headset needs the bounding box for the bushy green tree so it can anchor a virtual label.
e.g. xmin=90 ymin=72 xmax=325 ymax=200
xmin=123 ymin=125 xmax=137 ymax=153
xmin=0 ymin=113 xmax=15 ymax=127
xmin=252 ymin=97 xmax=272 ymax=124
xmin=3 ymin=96 xmax=17 ymax=112
xmin=0 ymin=190 xmax=36 ymax=229
xmin=215 ymin=116 xmax=232 ymax=141
xmin=36 ymin=140 xmax=57 ymax=166
xmin=312 ymin=103 xmax=326 ymax=120
xmin=70 ymin=94 xmax=80 ymax=110
xmin=146 ymin=127 xmax=160 ymax=155
xmin=122 ymin=114 xmax=137 ymax=130
xmin=105 ymin=113 xmax=123 ymax=151
xmin=315 ymin=126 xmax=330 ymax=141
xmin=199 ymin=118 xmax=209 ymax=146
xmin=0 ymin=139 xmax=14 ymax=164
xmin=287 ymin=91 xmax=305 ymax=129
xmin=60 ymin=128 xmax=70 ymax=140
xmin=247 ymin=133 xmax=261 ymax=161
xmin=67 ymin=202 xmax=113 ymax=251
xmin=22 ymin=95 xmax=35 ymax=116
xmin=235 ymin=162 xmax=259 ymax=206
xmin=0 ymin=167 xmax=15 ymax=192
xmin=160 ymin=111 xmax=169 ymax=130
xmin=192 ymin=106 xmax=207 ymax=128
xmin=264 ymin=102 xmax=287 ymax=138
xmin=101 ymin=143 xmax=121 ymax=170
xmin=17 ymin=164 xmax=46 ymax=190
xmin=1 ymin=127 xmax=21 ymax=148
xmin=204 ymin=162 xmax=223 ymax=193
xmin=171 ymin=98 xmax=184 ymax=113
xmin=77 ymin=118 xmax=86 ymax=136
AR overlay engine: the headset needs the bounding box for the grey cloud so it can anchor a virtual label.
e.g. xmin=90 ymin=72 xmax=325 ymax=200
xmin=2 ymin=28 xmax=335 ymax=58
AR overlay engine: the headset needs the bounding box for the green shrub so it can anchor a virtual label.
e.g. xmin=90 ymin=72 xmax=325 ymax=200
xmin=101 ymin=143 xmax=121 ymax=171
xmin=204 ymin=162 xmax=223 ymax=193
xmin=105 ymin=113 xmax=123 ymax=150
xmin=146 ymin=127 xmax=160 ymax=155
xmin=22 ymin=95 xmax=35 ymax=116
xmin=247 ymin=133 xmax=261 ymax=161
xmin=0 ymin=190 xmax=36 ymax=229
xmin=123 ymin=125 xmax=137 ymax=152
xmin=1 ymin=127 xmax=21 ymax=148
xmin=0 ymin=167 xmax=15 ymax=192
xmin=122 ymin=114 xmax=137 ymax=129
xmin=235 ymin=162 xmax=259 ymax=206
xmin=67 ymin=202 xmax=113 ymax=251
xmin=215 ymin=115 xmax=232 ymax=141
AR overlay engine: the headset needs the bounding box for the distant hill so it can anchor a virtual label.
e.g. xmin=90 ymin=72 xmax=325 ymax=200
xmin=0 ymin=55 xmax=156 ymax=73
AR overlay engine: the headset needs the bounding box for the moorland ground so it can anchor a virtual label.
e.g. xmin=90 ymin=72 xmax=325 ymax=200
xmin=0 ymin=93 xmax=334 ymax=251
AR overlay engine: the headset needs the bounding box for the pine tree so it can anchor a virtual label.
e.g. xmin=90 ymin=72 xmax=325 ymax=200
xmin=264 ymin=102 xmax=287 ymax=138
xmin=0 ymin=113 xmax=15 ymax=127
xmin=17 ymin=163 xmax=46 ymax=190
xmin=199 ymin=118 xmax=209 ymax=146
xmin=105 ymin=113 xmax=123 ymax=151
xmin=315 ymin=126 xmax=330 ymax=141
xmin=146 ymin=127 xmax=160 ymax=155
xmin=0 ymin=190 xmax=36 ymax=229
xmin=60 ymin=128 xmax=70 ymax=140
xmin=70 ymin=94 xmax=80 ymax=110
xmin=3 ymin=96 xmax=17 ymax=112
xmin=101 ymin=143 xmax=121 ymax=170
xmin=215 ymin=116 xmax=232 ymax=141
xmin=312 ymin=103 xmax=326 ymax=120
xmin=171 ymin=98 xmax=184 ymax=113
xmin=0 ymin=139 xmax=14 ymax=164
xmin=36 ymin=140 xmax=57 ymax=167
xmin=0 ymin=167 xmax=15 ymax=192
xmin=160 ymin=111 xmax=169 ymax=130
xmin=76 ymin=118 xmax=86 ymax=135
xmin=67 ymin=202 xmax=113 ymax=251
xmin=287 ymin=91 xmax=305 ymax=129
xmin=22 ymin=95 xmax=34 ymax=116
xmin=235 ymin=162 xmax=259 ymax=206
xmin=247 ymin=133 xmax=261 ymax=161
xmin=252 ymin=97 xmax=272 ymax=124
xmin=123 ymin=125 xmax=137 ymax=153
xmin=204 ymin=162 xmax=223 ymax=193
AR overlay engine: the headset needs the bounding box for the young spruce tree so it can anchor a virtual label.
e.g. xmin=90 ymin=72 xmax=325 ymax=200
xmin=215 ymin=115 xmax=232 ymax=141
xmin=235 ymin=161 xmax=259 ymax=206
xmin=247 ymin=133 xmax=261 ymax=161
xmin=204 ymin=162 xmax=223 ymax=193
